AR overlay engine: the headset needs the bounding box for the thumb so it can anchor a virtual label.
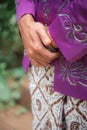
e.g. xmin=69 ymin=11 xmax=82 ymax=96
xmin=38 ymin=26 xmax=51 ymax=47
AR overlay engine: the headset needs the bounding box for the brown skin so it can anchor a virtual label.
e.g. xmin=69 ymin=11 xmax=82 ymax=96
xmin=45 ymin=26 xmax=58 ymax=49
xmin=18 ymin=14 xmax=59 ymax=66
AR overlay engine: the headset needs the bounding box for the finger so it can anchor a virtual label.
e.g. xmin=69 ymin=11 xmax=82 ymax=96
xmin=37 ymin=25 xmax=51 ymax=46
xmin=30 ymin=31 xmax=58 ymax=62
xmin=46 ymin=29 xmax=58 ymax=48
xmin=29 ymin=31 xmax=51 ymax=63
xmin=24 ymin=33 xmax=58 ymax=64
xmin=38 ymin=46 xmax=59 ymax=61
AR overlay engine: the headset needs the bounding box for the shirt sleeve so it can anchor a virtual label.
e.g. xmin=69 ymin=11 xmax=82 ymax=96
xmin=15 ymin=0 xmax=35 ymax=21
xmin=49 ymin=0 xmax=87 ymax=62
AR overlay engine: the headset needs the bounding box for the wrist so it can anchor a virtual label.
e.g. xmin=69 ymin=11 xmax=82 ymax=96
xmin=19 ymin=14 xmax=34 ymax=24
xmin=23 ymin=14 xmax=34 ymax=22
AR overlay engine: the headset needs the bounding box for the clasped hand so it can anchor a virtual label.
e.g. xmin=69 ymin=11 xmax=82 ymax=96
xmin=18 ymin=14 xmax=60 ymax=66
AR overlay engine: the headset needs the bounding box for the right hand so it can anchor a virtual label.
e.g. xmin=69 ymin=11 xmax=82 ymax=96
xmin=18 ymin=14 xmax=59 ymax=66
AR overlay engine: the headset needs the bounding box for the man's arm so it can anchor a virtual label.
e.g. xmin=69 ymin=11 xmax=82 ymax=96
xmin=15 ymin=0 xmax=59 ymax=66
xmin=49 ymin=0 xmax=87 ymax=62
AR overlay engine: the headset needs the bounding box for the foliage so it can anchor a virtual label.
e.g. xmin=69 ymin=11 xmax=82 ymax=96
xmin=0 ymin=63 xmax=25 ymax=112
xmin=0 ymin=0 xmax=23 ymax=68
xmin=15 ymin=106 xmax=28 ymax=116
xmin=0 ymin=0 xmax=17 ymax=43
xmin=0 ymin=1 xmax=26 ymax=112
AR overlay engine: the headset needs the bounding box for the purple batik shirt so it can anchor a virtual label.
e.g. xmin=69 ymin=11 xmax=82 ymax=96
xmin=15 ymin=0 xmax=87 ymax=100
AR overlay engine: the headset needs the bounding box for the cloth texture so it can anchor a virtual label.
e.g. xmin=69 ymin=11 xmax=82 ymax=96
xmin=27 ymin=65 xmax=87 ymax=130
xmin=16 ymin=0 xmax=87 ymax=100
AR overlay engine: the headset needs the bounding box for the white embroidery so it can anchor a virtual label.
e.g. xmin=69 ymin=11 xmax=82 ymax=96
xmin=59 ymin=56 xmax=87 ymax=87
xmin=58 ymin=0 xmax=70 ymax=12
xmin=58 ymin=13 xmax=87 ymax=44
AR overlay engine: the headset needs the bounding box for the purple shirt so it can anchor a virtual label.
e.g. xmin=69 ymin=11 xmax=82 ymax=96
xmin=15 ymin=0 xmax=87 ymax=100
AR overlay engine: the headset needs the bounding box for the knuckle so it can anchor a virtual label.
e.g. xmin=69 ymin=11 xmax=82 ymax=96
xmin=47 ymin=60 xmax=50 ymax=63
xmin=28 ymin=49 xmax=33 ymax=57
xmin=36 ymin=23 xmax=44 ymax=31
xmin=38 ymin=46 xmax=42 ymax=51
xmin=34 ymin=44 xmax=42 ymax=51
xmin=36 ymin=22 xmax=43 ymax=27
xmin=40 ymin=31 xmax=45 ymax=37
xmin=33 ymin=45 xmax=38 ymax=51
xmin=48 ymin=55 xmax=52 ymax=59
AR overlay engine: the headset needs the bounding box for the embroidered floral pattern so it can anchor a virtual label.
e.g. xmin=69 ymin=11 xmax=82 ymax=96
xmin=58 ymin=0 xmax=70 ymax=12
xmin=58 ymin=13 xmax=87 ymax=44
xmin=59 ymin=56 xmax=87 ymax=87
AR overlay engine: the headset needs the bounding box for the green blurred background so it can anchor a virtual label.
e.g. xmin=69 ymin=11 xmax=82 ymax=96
xmin=0 ymin=0 xmax=25 ymax=111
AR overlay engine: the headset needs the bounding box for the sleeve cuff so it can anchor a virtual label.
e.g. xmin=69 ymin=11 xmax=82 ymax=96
xmin=48 ymin=16 xmax=87 ymax=62
xmin=16 ymin=0 xmax=35 ymax=21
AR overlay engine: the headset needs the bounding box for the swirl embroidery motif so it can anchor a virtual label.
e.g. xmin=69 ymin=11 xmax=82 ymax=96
xmin=58 ymin=13 xmax=87 ymax=45
xmin=59 ymin=56 xmax=87 ymax=87
xmin=58 ymin=0 xmax=70 ymax=13
xmin=42 ymin=0 xmax=70 ymax=25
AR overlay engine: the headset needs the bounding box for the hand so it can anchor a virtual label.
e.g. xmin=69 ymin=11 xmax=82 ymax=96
xmin=45 ymin=26 xmax=58 ymax=49
xmin=18 ymin=14 xmax=59 ymax=66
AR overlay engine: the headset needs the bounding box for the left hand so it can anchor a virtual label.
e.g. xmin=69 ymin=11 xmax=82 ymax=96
xmin=45 ymin=26 xmax=58 ymax=49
